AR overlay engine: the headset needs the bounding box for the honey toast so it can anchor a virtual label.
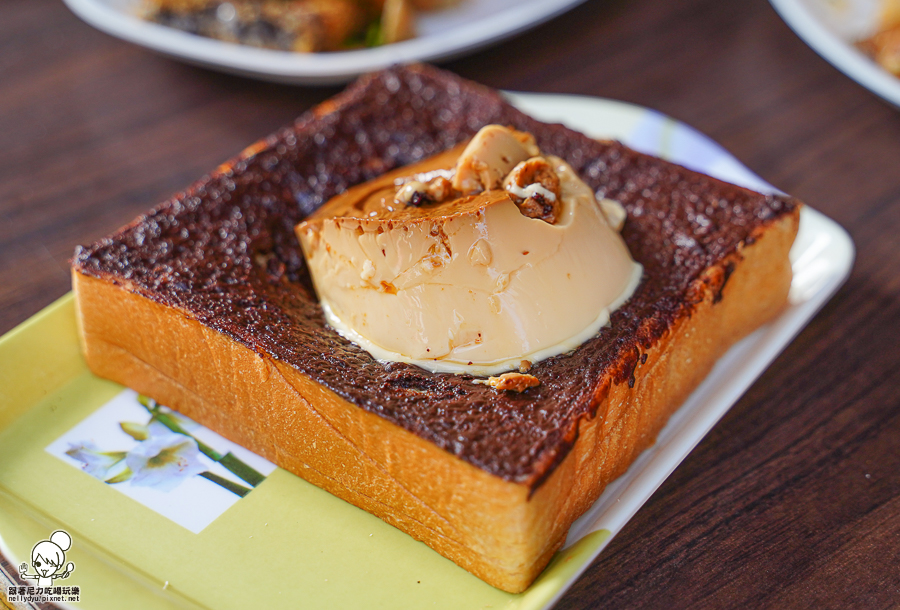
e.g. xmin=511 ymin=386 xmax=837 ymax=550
xmin=72 ymin=65 xmax=799 ymax=592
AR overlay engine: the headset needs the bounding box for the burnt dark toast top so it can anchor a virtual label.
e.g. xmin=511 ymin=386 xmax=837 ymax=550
xmin=73 ymin=65 xmax=796 ymax=490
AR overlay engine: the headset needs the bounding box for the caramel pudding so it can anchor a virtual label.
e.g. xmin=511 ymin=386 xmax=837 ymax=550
xmin=296 ymin=125 xmax=642 ymax=375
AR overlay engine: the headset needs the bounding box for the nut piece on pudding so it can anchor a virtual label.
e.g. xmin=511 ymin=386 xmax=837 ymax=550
xmin=296 ymin=125 xmax=643 ymax=376
xmin=474 ymin=372 xmax=541 ymax=392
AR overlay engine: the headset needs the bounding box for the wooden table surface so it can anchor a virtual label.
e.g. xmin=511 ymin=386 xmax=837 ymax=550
xmin=3 ymin=0 xmax=899 ymax=607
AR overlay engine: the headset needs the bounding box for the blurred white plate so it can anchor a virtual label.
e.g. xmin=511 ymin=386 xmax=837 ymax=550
xmin=770 ymin=0 xmax=900 ymax=107
xmin=62 ymin=0 xmax=587 ymax=85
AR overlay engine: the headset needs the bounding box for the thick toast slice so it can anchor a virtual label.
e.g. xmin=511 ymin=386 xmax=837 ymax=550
xmin=72 ymin=65 xmax=799 ymax=592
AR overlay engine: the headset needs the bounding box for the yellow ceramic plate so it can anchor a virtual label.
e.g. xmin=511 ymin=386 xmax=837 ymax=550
xmin=0 ymin=95 xmax=853 ymax=609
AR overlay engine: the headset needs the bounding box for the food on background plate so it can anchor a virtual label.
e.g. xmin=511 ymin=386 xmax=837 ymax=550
xmin=71 ymin=65 xmax=799 ymax=592
xmin=858 ymin=0 xmax=900 ymax=74
xmin=142 ymin=0 xmax=459 ymax=52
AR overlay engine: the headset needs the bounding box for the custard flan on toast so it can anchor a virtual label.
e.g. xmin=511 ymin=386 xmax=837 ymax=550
xmin=72 ymin=65 xmax=799 ymax=593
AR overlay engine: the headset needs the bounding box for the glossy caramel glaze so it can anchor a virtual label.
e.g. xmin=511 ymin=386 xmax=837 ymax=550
xmin=73 ymin=65 xmax=797 ymax=489
xmin=304 ymin=144 xmax=494 ymax=223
